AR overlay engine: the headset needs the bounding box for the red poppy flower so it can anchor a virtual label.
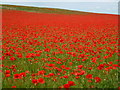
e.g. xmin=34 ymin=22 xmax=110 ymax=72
xmin=44 ymin=48 xmax=50 ymax=52
xmin=5 ymin=52 xmax=12 ymax=56
xmin=56 ymin=61 xmax=62 ymax=64
xmin=12 ymin=69 xmax=17 ymax=72
xmin=68 ymin=81 xmax=75 ymax=86
xmin=38 ymin=70 xmax=46 ymax=75
xmin=48 ymin=64 xmax=55 ymax=67
xmin=63 ymin=84 xmax=70 ymax=88
xmin=5 ymin=74 xmax=11 ymax=77
xmin=79 ymin=70 xmax=85 ymax=75
xmin=97 ymin=64 xmax=104 ymax=70
xmin=78 ymin=65 xmax=83 ymax=68
xmin=38 ymin=78 xmax=45 ymax=84
xmin=94 ymin=77 xmax=101 ymax=83
xmin=17 ymin=54 xmax=22 ymax=58
xmin=63 ymin=75 xmax=69 ymax=78
xmin=65 ymin=67 xmax=71 ymax=70
xmin=12 ymin=86 xmax=16 ymax=88
xmin=69 ymin=62 xmax=73 ymax=66
xmin=20 ymin=72 xmax=26 ymax=77
xmin=57 ymin=73 xmax=61 ymax=75
xmin=86 ymin=74 xmax=93 ymax=79
xmin=14 ymin=74 xmax=22 ymax=79
xmin=48 ymin=73 xmax=54 ymax=76
xmin=88 ymin=80 xmax=92 ymax=82
xmin=75 ymin=76 xmax=80 ymax=79
xmin=10 ymin=57 xmax=16 ymax=61
xmin=5 ymin=70 xmax=10 ymax=74
xmin=61 ymin=65 xmax=66 ymax=69
xmin=32 ymin=79 xmax=38 ymax=84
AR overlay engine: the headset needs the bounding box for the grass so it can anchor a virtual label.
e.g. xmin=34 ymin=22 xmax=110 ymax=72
xmin=1 ymin=4 xmax=90 ymax=15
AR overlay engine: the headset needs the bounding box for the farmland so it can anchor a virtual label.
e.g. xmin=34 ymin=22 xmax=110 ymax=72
xmin=1 ymin=5 xmax=120 ymax=89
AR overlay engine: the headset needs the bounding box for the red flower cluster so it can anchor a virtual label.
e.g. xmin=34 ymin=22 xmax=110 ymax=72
xmin=63 ymin=81 xmax=75 ymax=88
xmin=14 ymin=72 xmax=26 ymax=79
xmin=32 ymin=78 xmax=45 ymax=84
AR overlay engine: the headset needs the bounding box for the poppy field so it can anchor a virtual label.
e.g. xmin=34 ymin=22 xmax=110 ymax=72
xmin=1 ymin=5 xmax=120 ymax=89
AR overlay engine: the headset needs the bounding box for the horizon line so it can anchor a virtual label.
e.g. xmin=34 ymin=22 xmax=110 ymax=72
xmin=1 ymin=3 xmax=119 ymax=15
